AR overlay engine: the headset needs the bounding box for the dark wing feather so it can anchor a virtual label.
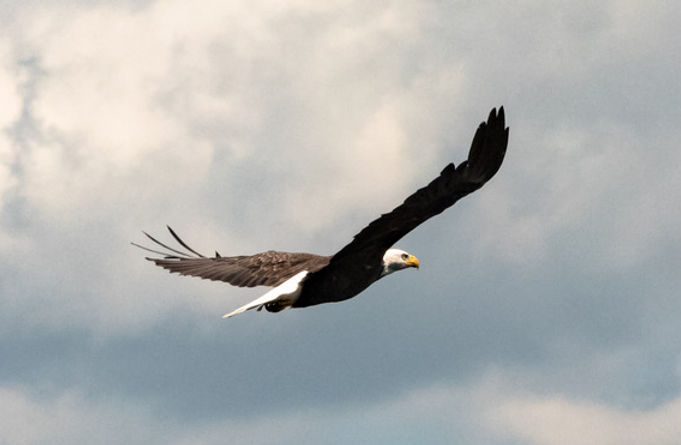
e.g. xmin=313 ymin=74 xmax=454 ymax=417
xmin=295 ymin=107 xmax=508 ymax=307
xmin=338 ymin=107 xmax=507 ymax=259
xmin=134 ymin=227 xmax=330 ymax=288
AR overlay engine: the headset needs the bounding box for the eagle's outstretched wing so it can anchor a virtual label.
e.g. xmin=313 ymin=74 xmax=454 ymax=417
xmin=133 ymin=226 xmax=329 ymax=288
xmin=294 ymin=107 xmax=508 ymax=307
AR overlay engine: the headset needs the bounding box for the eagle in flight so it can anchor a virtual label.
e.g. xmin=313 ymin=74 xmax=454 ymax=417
xmin=134 ymin=107 xmax=509 ymax=318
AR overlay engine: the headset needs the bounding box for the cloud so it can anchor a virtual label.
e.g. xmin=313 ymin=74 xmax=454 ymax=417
xmin=0 ymin=1 xmax=680 ymax=443
xmin=0 ymin=386 xmax=168 ymax=445
xmin=490 ymin=389 xmax=681 ymax=445
xmin=6 ymin=371 xmax=679 ymax=445
xmin=0 ymin=39 xmax=22 ymax=227
xmin=0 ymin=0 xmax=466 ymax=330
xmin=16 ymin=3 xmax=216 ymax=225
xmin=9 ymin=0 xmax=442 ymax=229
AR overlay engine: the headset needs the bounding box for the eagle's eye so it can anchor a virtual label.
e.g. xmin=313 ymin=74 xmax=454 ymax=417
xmin=401 ymin=253 xmax=409 ymax=260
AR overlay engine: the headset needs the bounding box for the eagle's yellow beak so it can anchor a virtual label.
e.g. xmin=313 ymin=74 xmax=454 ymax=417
xmin=405 ymin=255 xmax=420 ymax=269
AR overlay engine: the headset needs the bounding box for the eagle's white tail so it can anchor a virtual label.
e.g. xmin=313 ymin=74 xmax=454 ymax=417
xmin=222 ymin=271 xmax=308 ymax=318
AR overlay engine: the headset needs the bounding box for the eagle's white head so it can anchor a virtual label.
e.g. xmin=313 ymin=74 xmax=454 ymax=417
xmin=380 ymin=248 xmax=420 ymax=277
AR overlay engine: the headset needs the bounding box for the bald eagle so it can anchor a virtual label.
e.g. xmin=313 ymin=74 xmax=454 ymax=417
xmin=134 ymin=107 xmax=509 ymax=318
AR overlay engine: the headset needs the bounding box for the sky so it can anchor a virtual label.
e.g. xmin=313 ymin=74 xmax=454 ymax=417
xmin=1 ymin=0 xmax=680 ymax=444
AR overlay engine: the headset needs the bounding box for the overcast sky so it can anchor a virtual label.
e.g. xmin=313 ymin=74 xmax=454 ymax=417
xmin=1 ymin=1 xmax=680 ymax=444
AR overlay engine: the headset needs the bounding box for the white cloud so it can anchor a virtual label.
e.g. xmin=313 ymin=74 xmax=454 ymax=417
xmin=347 ymin=373 xmax=681 ymax=445
xmin=0 ymin=39 xmax=22 ymax=215
xmin=0 ymin=5 xmax=679 ymax=434
xmin=4 ymin=370 xmax=681 ymax=445
xmin=1 ymin=0 xmax=454 ymax=235
xmin=15 ymin=3 xmax=216 ymax=226
xmin=0 ymin=0 xmax=676 ymax=334
xmin=0 ymin=386 xmax=169 ymax=445
xmin=490 ymin=391 xmax=681 ymax=445
xmin=0 ymin=0 xmax=456 ymax=330
xmin=0 ymin=41 xmax=22 ymax=126
xmin=471 ymin=112 xmax=681 ymax=273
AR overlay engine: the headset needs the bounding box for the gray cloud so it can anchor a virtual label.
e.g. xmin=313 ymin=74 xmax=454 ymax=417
xmin=1 ymin=1 xmax=680 ymax=444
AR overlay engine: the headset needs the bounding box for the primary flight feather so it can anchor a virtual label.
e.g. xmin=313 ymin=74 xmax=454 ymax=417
xmin=134 ymin=107 xmax=509 ymax=317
